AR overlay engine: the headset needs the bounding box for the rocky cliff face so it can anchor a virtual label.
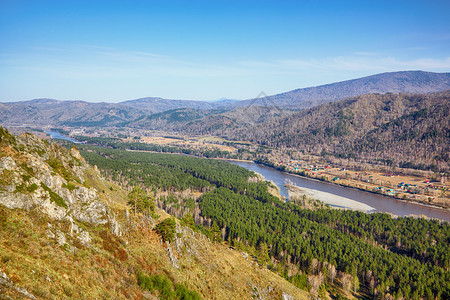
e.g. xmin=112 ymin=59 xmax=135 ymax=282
xmin=0 ymin=129 xmax=112 ymax=228
xmin=0 ymin=128 xmax=306 ymax=299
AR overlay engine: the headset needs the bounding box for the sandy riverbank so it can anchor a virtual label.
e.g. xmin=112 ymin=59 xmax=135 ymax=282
xmin=286 ymin=184 xmax=375 ymax=212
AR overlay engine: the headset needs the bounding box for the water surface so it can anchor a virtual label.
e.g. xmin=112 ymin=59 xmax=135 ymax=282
xmin=229 ymin=160 xmax=450 ymax=222
xmin=46 ymin=131 xmax=80 ymax=143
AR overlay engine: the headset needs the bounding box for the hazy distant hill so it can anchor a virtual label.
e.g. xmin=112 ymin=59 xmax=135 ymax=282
xmin=0 ymin=97 xmax=227 ymax=127
xmin=0 ymin=98 xmax=142 ymax=127
xmin=120 ymin=97 xmax=225 ymax=111
xmin=237 ymin=71 xmax=450 ymax=109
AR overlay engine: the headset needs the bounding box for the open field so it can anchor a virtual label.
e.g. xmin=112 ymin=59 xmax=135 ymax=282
xmin=140 ymin=135 xmax=239 ymax=153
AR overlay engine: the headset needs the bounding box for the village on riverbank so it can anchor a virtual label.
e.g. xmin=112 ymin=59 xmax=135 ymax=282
xmin=264 ymin=158 xmax=449 ymax=210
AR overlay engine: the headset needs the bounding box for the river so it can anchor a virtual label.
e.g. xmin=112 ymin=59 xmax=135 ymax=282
xmin=229 ymin=160 xmax=450 ymax=222
xmin=45 ymin=130 xmax=449 ymax=222
xmin=46 ymin=130 xmax=81 ymax=143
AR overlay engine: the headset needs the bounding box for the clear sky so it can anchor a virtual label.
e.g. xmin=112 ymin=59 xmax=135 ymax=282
xmin=1 ymin=0 xmax=449 ymax=102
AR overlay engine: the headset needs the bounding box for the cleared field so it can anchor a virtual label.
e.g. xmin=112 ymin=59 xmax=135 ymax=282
xmin=141 ymin=135 xmax=239 ymax=153
xmin=141 ymin=136 xmax=185 ymax=144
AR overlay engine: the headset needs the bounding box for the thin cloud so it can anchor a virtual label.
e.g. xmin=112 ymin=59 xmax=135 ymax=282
xmin=353 ymin=51 xmax=379 ymax=56
xmin=239 ymin=56 xmax=450 ymax=72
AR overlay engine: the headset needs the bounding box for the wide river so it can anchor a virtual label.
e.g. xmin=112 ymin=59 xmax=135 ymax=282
xmin=229 ymin=160 xmax=450 ymax=222
xmin=44 ymin=130 xmax=449 ymax=222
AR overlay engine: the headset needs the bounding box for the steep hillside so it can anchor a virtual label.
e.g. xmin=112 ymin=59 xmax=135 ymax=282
xmin=237 ymin=71 xmax=450 ymax=109
xmin=0 ymin=128 xmax=306 ymax=299
xmin=222 ymin=91 xmax=450 ymax=171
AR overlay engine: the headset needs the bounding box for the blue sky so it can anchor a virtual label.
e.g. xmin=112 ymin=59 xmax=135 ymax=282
xmin=1 ymin=0 xmax=449 ymax=102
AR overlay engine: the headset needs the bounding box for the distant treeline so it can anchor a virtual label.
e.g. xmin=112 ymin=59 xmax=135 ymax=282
xmin=74 ymin=135 xmax=237 ymax=159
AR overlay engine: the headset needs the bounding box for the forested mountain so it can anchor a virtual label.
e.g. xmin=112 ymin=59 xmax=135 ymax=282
xmin=230 ymin=91 xmax=450 ymax=170
xmin=236 ymin=71 xmax=450 ymax=109
xmin=125 ymin=108 xmax=224 ymax=130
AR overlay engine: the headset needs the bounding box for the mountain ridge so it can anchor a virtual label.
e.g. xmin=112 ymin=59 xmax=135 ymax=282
xmin=1 ymin=71 xmax=449 ymax=127
xmin=237 ymin=70 xmax=450 ymax=109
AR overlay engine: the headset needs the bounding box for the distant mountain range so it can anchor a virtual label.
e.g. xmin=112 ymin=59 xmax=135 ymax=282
xmin=0 ymin=71 xmax=449 ymax=127
xmin=236 ymin=70 xmax=450 ymax=109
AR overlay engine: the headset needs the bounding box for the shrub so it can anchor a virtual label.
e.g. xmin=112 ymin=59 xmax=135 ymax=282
xmin=137 ymin=273 xmax=201 ymax=300
xmin=26 ymin=183 xmax=39 ymax=193
xmin=40 ymin=183 xmax=68 ymax=208
xmin=155 ymin=218 xmax=176 ymax=243
xmin=175 ymin=284 xmax=202 ymax=300
xmin=137 ymin=273 xmax=173 ymax=299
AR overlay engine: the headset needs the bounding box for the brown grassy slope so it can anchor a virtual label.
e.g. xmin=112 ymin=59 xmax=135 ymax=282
xmin=0 ymin=203 xmax=307 ymax=299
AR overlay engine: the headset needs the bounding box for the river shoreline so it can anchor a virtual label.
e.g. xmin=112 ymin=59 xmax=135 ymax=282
xmin=229 ymin=160 xmax=450 ymax=222
xmin=285 ymin=183 xmax=375 ymax=212
xmin=252 ymin=160 xmax=450 ymax=213
xmin=47 ymin=133 xmax=449 ymax=219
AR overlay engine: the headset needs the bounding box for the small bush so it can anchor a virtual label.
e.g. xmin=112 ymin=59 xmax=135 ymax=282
xmin=180 ymin=214 xmax=195 ymax=228
xmin=137 ymin=273 xmax=201 ymax=300
xmin=40 ymin=183 xmax=68 ymax=208
xmin=155 ymin=218 xmax=176 ymax=243
xmin=62 ymin=182 xmax=77 ymax=191
xmin=138 ymin=273 xmax=172 ymax=298
xmin=114 ymin=248 xmax=128 ymax=261
xmin=175 ymin=284 xmax=202 ymax=300
xmin=0 ymin=207 xmax=8 ymax=226
xmin=289 ymin=273 xmax=309 ymax=290
xmin=26 ymin=183 xmax=39 ymax=193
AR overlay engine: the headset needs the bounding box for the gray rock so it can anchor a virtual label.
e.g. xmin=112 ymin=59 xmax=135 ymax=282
xmin=282 ymin=292 xmax=294 ymax=300
xmin=107 ymin=210 xmax=122 ymax=236
xmin=78 ymin=230 xmax=92 ymax=247
xmin=166 ymin=243 xmax=179 ymax=269
xmin=0 ymin=269 xmax=37 ymax=299
xmin=56 ymin=230 xmax=67 ymax=246
xmin=0 ymin=157 xmax=16 ymax=171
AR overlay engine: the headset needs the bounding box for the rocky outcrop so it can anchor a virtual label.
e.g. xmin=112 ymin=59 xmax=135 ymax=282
xmin=0 ymin=269 xmax=36 ymax=299
xmin=0 ymin=131 xmax=109 ymax=227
